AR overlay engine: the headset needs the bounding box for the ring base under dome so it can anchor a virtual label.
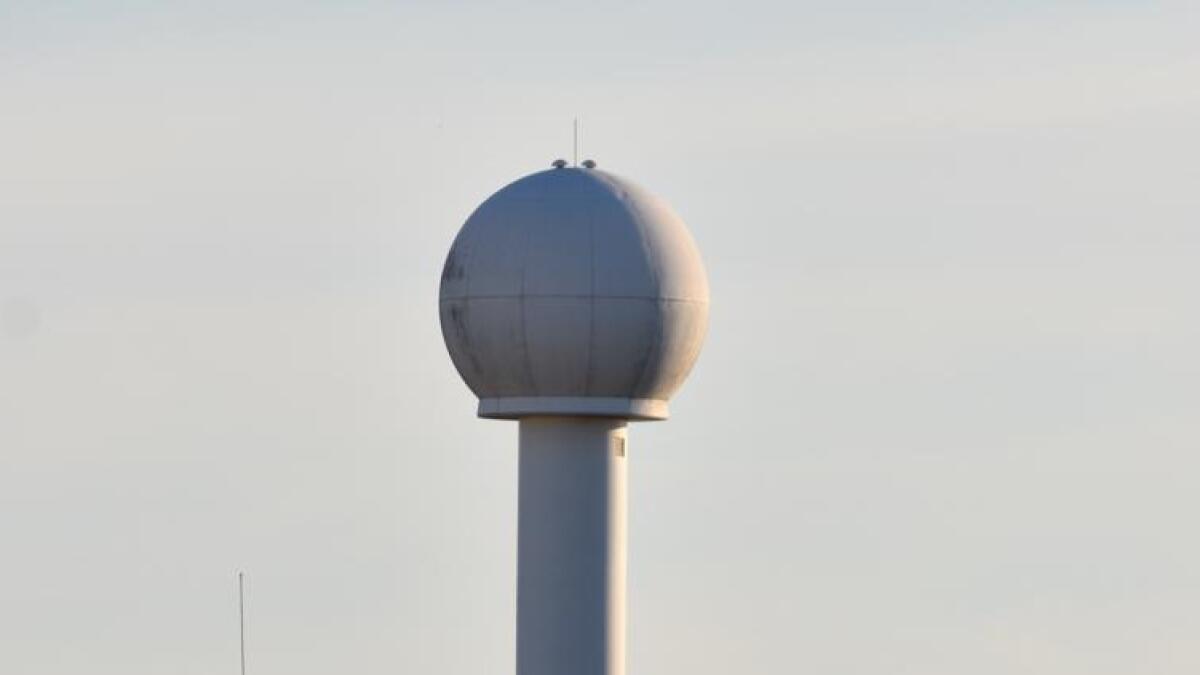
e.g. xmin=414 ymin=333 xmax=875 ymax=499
xmin=478 ymin=397 xmax=669 ymax=421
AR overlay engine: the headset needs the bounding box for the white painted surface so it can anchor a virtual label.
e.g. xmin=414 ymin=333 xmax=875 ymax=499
xmin=438 ymin=166 xmax=707 ymax=675
xmin=517 ymin=417 xmax=628 ymax=675
xmin=439 ymin=166 xmax=709 ymax=420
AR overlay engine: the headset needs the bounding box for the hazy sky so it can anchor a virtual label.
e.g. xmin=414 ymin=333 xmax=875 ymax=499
xmin=3 ymin=1 xmax=1199 ymax=673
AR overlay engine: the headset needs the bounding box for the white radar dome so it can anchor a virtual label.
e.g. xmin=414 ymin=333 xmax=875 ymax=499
xmin=439 ymin=165 xmax=709 ymax=420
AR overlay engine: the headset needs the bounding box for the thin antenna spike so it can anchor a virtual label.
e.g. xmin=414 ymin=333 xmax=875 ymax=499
xmin=238 ymin=572 xmax=246 ymax=675
xmin=573 ymin=118 xmax=579 ymax=167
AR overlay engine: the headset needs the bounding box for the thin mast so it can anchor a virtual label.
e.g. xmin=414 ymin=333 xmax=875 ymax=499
xmin=238 ymin=572 xmax=246 ymax=675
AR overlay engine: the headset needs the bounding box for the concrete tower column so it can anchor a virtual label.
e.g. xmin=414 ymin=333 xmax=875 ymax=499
xmin=517 ymin=417 xmax=628 ymax=675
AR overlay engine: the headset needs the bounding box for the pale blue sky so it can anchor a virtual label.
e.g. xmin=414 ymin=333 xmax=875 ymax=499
xmin=2 ymin=2 xmax=1199 ymax=673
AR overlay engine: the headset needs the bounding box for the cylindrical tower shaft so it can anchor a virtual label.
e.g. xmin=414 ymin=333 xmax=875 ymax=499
xmin=517 ymin=417 xmax=628 ymax=675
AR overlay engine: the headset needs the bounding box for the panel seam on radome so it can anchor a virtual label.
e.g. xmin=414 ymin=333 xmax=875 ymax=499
xmin=518 ymin=196 xmax=538 ymax=394
xmin=584 ymin=182 xmax=597 ymax=397
xmin=629 ymin=193 xmax=663 ymax=397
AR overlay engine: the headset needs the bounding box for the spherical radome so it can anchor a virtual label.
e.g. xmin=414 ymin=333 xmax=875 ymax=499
xmin=438 ymin=166 xmax=709 ymax=420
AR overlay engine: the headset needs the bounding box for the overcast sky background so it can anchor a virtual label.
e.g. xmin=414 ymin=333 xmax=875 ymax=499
xmin=2 ymin=1 xmax=1199 ymax=673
